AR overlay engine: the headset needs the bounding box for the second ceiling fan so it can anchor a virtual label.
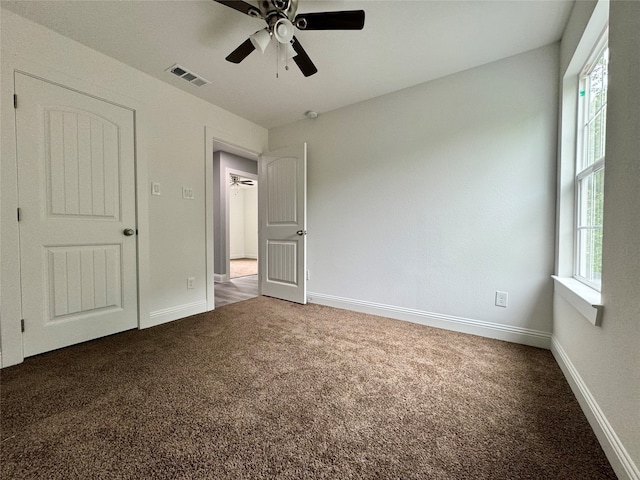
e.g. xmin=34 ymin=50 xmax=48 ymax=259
xmin=215 ymin=0 xmax=365 ymax=77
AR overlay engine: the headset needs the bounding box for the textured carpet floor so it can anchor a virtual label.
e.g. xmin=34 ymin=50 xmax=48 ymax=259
xmin=1 ymin=297 xmax=615 ymax=479
xmin=230 ymin=258 xmax=258 ymax=279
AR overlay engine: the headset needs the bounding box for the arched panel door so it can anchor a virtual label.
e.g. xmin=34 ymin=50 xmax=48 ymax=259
xmin=259 ymin=143 xmax=307 ymax=304
xmin=16 ymin=73 xmax=138 ymax=356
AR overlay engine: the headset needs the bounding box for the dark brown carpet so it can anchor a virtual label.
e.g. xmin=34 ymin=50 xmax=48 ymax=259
xmin=1 ymin=297 xmax=616 ymax=479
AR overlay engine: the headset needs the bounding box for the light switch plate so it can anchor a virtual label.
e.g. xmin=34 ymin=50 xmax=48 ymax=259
xmin=151 ymin=182 xmax=161 ymax=196
xmin=182 ymin=187 xmax=194 ymax=200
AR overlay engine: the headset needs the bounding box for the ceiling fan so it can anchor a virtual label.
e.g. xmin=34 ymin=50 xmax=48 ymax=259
xmin=230 ymin=175 xmax=255 ymax=187
xmin=214 ymin=0 xmax=365 ymax=77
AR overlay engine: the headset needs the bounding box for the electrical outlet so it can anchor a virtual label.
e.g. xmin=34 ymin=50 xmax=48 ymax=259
xmin=187 ymin=277 xmax=195 ymax=289
xmin=495 ymin=291 xmax=508 ymax=308
xmin=306 ymin=270 xmax=310 ymax=280
xmin=151 ymin=182 xmax=161 ymax=196
xmin=182 ymin=187 xmax=194 ymax=200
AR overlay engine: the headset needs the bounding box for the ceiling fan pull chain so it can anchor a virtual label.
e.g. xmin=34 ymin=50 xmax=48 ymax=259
xmin=285 ymin=42 xmax=290 ymax=71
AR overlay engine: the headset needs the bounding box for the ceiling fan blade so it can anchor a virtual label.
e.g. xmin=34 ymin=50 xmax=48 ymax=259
xmin=294 ymin=10 xmax=365 ymax=30
xmin=213 ymin=0 xmax=261 ymax=18
xmin=291 ymin=36 xmax=317 ymax=77
xmin=225 ymin=38 xmax=256 ymax=63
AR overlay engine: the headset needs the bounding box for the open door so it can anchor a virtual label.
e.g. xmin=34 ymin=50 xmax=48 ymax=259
xmin=259 ymin=143 xmax=307 ymax=304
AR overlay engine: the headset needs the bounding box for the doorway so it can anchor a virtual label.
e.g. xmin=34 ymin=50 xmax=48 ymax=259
xmin=229 ymin=174 xmax=258 ymax=279
xmin=217 ymin=173 xmax=260 ymax=307
xmin=210 ymin=146 xmax=259 ymax=307
xmin=204 ymin=134 xmax=308 ymax=309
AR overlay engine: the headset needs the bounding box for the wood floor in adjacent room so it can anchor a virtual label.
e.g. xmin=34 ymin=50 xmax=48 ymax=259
xmin=214 ymin=275 xmax=258 ymax=307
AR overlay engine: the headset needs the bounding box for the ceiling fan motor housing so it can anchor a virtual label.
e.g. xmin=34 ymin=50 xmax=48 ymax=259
xmin=258 ymin=0 xmax=298 ymax=22
xmin=272 ymin=0 xmax=289 ymax=11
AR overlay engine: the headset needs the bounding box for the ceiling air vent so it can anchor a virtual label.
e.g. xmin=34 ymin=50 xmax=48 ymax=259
xmin=166 ymin=64 xmax=211 ymax=87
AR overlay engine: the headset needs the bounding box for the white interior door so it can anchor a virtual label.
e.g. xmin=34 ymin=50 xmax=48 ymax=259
xmin=259 ymin=143 xmax=307 ymax=304
xmin=16 ymin=73 xmax=138 ymax=357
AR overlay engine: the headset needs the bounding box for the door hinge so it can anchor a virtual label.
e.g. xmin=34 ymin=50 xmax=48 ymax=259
xmin=17 ymin=207 xmax=21 ymax=222
xmin=13 ymin=94 xmax=17 ymax=109
xmin=21 ymin=319 xmax=25 ymax=333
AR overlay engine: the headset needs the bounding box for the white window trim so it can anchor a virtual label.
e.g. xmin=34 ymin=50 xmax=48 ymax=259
xmin=554 ymin=4 xmax=608 ymax=326
xmin=552 ymin=276 xmax=603 ymax=326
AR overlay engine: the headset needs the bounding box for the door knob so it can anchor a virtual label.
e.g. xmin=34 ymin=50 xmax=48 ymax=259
xmin=296 ymin=230 xmax=307 ymax=236
xmin=123 ymin=228 xmax=135 ymax=236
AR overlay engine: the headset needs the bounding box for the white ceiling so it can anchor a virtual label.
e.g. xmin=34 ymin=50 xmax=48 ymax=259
xmin=2 ymin=0 xmax=574 ymax=129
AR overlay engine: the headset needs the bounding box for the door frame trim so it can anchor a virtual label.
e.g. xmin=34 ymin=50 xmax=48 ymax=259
xmin=1 ymin=58 xmax=150 ymax=367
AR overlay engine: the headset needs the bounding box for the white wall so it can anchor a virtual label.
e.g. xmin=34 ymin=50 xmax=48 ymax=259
xmin=243 ymin=187 xmax=258 ymax=259
xmin=552 ymin=1 xmax=640 ymax=478
xmin=229 ymin=189 xmax=246 ymax=259
xmin=270 ymin=44 xmax=559 ymax=347
xmin=229 ymin=187 xmax=258 ymax=260
xmin=0 ymin=9 xmax=268 ymax=366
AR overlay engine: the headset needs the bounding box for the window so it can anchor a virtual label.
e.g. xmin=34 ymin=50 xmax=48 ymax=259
xmin=553 ymin=7 xmax=607 ymax=324
xmin=575 ymin=39 xmax=608 ymax=290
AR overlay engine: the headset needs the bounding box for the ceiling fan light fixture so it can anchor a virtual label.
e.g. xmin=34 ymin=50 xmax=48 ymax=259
xmin=285 ymin=43 xmax=297 ymax=59
xmin=274 ymin=18 xmax=294 ymax=44
xmin=250 ymin=28 xmax=271 ymax=53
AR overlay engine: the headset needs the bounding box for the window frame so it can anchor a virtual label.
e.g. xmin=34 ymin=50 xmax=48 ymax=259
xmin=573 ymin=34 xmax=608 ymax=291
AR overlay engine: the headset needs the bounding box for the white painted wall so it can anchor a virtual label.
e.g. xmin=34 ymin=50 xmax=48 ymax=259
xmin=243 ymin=187 xmax=258 ymax=259
xmin=229 ymin=187 xmax=258 ymax=260
xmin=229 ymin=189 xmax=245 ymax=259
xmin=552 ymin=1 xmax=640 ymax=478
xmin=269 ymin=44 xmax=559 ymax=346
xmin=560 ymin=1 xmax=598 ymax=75
xmin=0 ymin=9 xmax=268 ymax=366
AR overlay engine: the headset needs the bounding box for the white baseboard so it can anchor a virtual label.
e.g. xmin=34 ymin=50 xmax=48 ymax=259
xmin=214 ymin=273 xmax=229 ymax=283
xmin=307 ymin=292 xmax=551 ymax=349
xmin=146 ymin=300 xmax=208 ymax=329
xmin=551 ymin=336 xmax=640 ymax=480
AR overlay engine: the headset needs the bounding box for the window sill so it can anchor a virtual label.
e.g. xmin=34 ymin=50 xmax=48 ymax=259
xmin=552 ymin=276 xmax=603 ymax=326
